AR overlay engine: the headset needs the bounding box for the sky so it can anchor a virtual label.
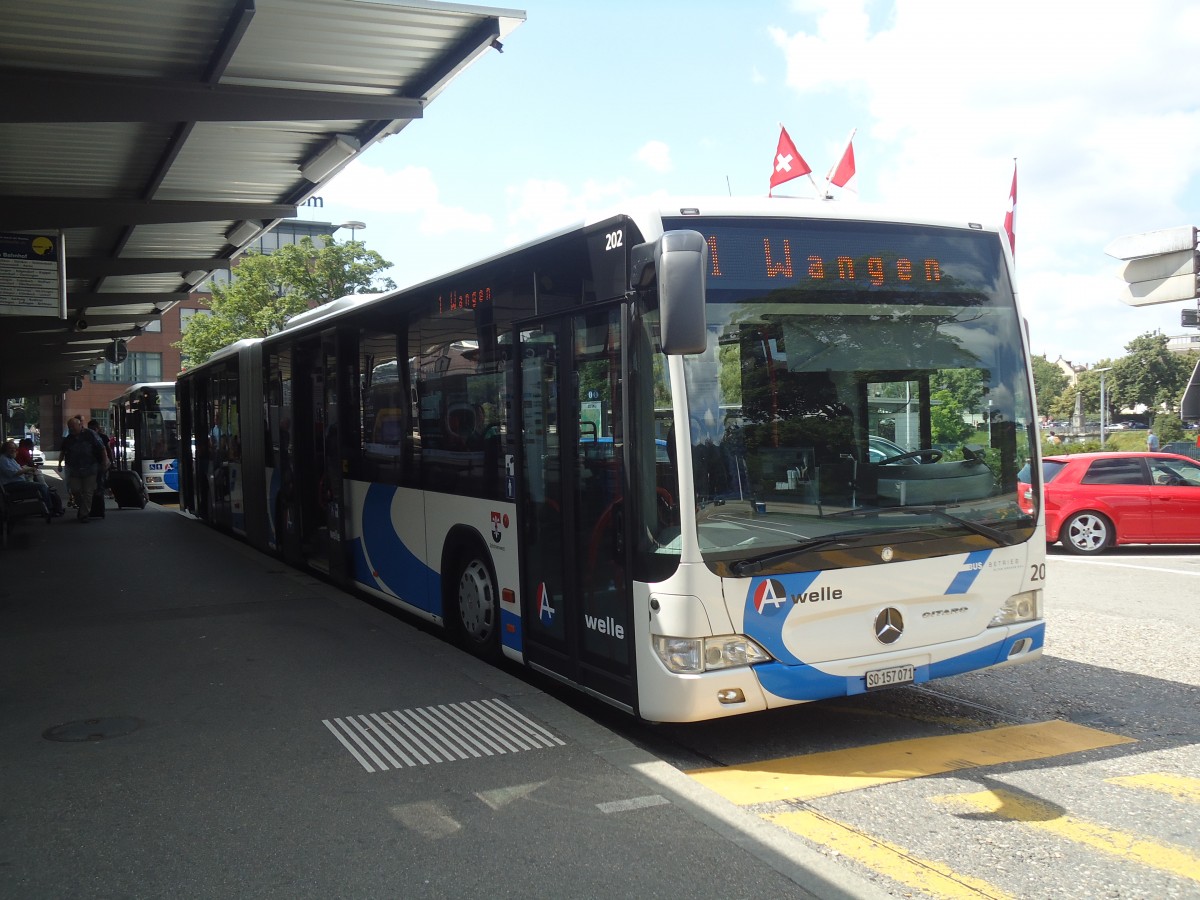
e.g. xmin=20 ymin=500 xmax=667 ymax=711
xmin=311 ymin=0 xmax=1200 ymax=368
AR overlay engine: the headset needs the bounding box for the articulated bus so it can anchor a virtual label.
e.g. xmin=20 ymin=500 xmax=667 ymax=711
xmin=109 ymin=382 xmax=180 ymax=495
xmin=177 ymin=198 xmax=1045 ymax=722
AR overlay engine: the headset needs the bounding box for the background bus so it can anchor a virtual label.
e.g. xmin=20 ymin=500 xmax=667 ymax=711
xmin=109 ymin=382 xmax=180 ymax=496
xmin=177 ymin=197 xmax=1045 ymax=723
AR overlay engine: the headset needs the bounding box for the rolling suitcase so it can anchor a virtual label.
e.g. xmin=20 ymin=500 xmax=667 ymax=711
xmin=90 ymin=485 xmax=106 ymax=518
xmin=108 ymin=469 xmax=148 ymax=509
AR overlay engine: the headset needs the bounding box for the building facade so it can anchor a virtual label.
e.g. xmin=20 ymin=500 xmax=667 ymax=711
xmin=39 ymin=219 xmax=338 ymax=445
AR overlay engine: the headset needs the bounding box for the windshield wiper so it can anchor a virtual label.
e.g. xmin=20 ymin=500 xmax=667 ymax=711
xmin=829 ymin=504 xmax=1017 ymax=547
xmin=730 ymin=535 xmax=854 ymax=577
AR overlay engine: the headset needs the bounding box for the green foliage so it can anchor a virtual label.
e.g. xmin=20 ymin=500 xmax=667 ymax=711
xmin=1030 ymin=355 xmax=1069 ymax=418
xmin=1037 ymin=332 xmax=1200 ymax=430
xmin=1042 ymin=438 xmax=1103 ymax=456
xmin=931 ymin=368 xmax=987 ymax=415
xmin=177 ymin=237 xmax=395 ymax=367
xmin=929 ymin=388 xmax=973 ymax=444
xmin=1152 ymin=414 xmax=1186 ymax=444
xmin=1112 ymin=333 xmax=1193 ymax=412
xmin=718 ymin=342 xmax=742 ymax=407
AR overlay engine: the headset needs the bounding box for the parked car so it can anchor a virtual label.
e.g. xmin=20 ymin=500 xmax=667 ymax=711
xmin=867 ymin=435 xmax=925 ymax=465
xmin=1018 ymin=451 xmax=1200 ymax=554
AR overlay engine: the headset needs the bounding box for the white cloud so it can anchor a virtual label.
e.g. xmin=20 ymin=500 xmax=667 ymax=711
xmin=503 ymin=177 xmax=637 ymax=247
xmin=320 ymin=160 xmax=493 ymax=236
xmin=769 ymin=0 xmax=1200 ymax=363
xmin=635 ymin=140 xmax=673 ymax=173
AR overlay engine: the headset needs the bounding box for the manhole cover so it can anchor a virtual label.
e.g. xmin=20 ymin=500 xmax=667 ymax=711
xmin=43 ymin=716 xmax=143 ymax=742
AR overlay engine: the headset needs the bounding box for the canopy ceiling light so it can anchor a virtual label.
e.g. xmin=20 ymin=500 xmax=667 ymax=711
xmin=226 ymin=219 xmax=261 ymax=245
xmin=300 ymin=134 xmax=360 ymax=182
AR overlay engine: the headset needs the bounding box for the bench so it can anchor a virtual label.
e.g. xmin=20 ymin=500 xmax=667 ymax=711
xmin=1 ymin=481 xmax=51 ymax=548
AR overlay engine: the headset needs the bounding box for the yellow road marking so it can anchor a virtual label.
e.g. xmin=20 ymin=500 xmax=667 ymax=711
xmin=933 ymin=789 xmax=1200 ymax=883
xmin=766 ymin=809 xmax=1017 ymax=900
xmin=689 ymin=720 xmax=1134 ymax=805
xmin=1108 ymin=773 xmax=1200 ymax=803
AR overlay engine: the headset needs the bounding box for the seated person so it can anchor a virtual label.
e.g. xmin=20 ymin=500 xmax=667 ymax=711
xmin=15 ymin=438 xmax=48 ymax=485
xmin=1 ymin=439 xmax=52 ymax=509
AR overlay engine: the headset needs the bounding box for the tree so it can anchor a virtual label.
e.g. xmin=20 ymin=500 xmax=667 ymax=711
xmin=177 ymin=237 xmax=394 ymax=367
xmin=1045 ymin=359 xmax=1116 ymax=423
xmin=931 ymin=368 xmax=987 ymax=419
xmin=1030 ymin=355 xmax=1069 ymax=419
xmin=929 ymin=388 xmax=973 ymax=444
xmin=1112 ymin=331 xmax=1192 ymax=414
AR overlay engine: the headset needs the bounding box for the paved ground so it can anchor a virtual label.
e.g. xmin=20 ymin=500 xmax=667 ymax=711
xmin=0 ymin=470 xmax=886 ymax=900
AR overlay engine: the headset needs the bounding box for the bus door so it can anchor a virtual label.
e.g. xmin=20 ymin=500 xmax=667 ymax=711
xmin=518 ymin=306 xmax=635 ymax=710
xmin=291 ymin=333 xmax=347 ymax=578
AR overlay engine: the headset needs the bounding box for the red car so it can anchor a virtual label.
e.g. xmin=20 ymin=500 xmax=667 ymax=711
xmin=1018 ymin=452 xmax=1200 ymax=554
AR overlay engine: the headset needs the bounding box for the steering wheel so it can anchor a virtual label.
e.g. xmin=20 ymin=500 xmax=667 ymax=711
xmin=880 ymin=448 xmax=943 ymax=465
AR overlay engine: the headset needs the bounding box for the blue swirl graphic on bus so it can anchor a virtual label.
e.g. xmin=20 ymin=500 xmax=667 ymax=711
xmin=945 ymin=549 xmax=992 ymax=594
xmin=754 ymin=622 xmax=1045 ymax=702
xmin=351 ymin=483 xmax=438 ymax=613
xmin=163 ymin=460 xmax=179 ymax=492
xmin=743 ymin=572 xmax=820 ymax=666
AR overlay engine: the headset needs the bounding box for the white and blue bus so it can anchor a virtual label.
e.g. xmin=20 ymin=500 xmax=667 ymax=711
xmin=109 ymin=382 xmax=180 ymax=496
xmin=177 ymin=198 xmax=1045 ymax=722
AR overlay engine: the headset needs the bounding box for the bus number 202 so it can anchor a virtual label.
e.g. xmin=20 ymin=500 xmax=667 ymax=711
xmin=605 ymin=230 xmax=623 ymax=251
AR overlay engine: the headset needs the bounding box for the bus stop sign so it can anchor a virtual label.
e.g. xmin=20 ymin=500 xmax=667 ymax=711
xmin=1106 ymin=225 xmax=1199 ymax=307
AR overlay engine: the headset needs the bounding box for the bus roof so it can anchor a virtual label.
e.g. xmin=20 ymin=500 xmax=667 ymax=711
xmin=179 ymin=196 xmax=1011 ymax=369
xmin=110 ymin=382 xmax=176 ymax=403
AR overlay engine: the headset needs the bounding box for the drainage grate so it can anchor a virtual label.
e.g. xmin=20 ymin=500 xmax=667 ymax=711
xmin=323 ymin=698 xmax=565 ymax=773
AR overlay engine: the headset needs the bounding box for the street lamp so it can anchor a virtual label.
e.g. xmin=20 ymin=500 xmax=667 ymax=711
xmin=339 ymin=220 xmax=366 ymax=241
xmin=1094 ymin=366 xmax=1113 ymax=446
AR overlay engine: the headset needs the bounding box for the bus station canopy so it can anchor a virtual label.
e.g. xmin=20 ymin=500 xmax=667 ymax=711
xmin=0 ymin=0 xmax=523 ymax=399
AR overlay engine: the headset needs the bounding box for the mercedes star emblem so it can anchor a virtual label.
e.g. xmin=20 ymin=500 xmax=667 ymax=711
xmin=874 ymin=607 xmax=904 ymax=644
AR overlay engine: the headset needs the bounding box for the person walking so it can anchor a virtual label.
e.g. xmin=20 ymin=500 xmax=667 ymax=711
xmin=87 ymin=419 xmax=115 ymax=519
xmin=1146 ymin=429 xmax=1159 ymax=452
xmin=57 ymin=417 xmax=108 ymax=523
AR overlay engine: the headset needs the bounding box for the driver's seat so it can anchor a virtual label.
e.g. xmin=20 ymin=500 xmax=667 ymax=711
xmin=818 ymin=460 xmax=858 ymax=510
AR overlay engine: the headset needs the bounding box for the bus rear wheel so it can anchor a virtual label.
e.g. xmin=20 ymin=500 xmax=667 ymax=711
xmin=450 ymin=551 xmax=499 ymax=659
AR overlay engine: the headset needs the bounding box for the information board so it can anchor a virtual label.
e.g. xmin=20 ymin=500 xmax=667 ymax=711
xmin=0 ymin=231 xmax=66 ymax=317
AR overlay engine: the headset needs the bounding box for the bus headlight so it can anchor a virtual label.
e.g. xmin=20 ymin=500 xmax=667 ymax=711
xmin=653 ymin=635 xmax=771 ymax=674
xmin=988 ymin=589 xmax=1042 ymax=627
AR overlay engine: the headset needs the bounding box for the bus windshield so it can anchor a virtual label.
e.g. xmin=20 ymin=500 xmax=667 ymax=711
xmin=662 ymin=216 xmax=1037 ymax=564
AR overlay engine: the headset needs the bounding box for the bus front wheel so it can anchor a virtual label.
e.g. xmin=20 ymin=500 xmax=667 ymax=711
xmin=449 ymin=550 xmax=500 ymax=659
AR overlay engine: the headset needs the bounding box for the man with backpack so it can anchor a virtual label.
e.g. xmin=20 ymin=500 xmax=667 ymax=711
xmin=57 ymin=416 xmax=109 ymax=523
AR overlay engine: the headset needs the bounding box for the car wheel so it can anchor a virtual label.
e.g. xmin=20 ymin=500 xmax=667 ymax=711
xmin=1061 ymin=511 xmax=1111 ymax=555
xmin=449 ymin=549 xmax=500 ymax=659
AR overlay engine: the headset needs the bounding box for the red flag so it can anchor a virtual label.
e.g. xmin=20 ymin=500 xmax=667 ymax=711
xmin=769 ymin=126 xmax=811 ymax=194
xmin=1003 ymin=161 xmax=1017 ymax=256
xmin=828 ymin=131 xmax=856 ymax=189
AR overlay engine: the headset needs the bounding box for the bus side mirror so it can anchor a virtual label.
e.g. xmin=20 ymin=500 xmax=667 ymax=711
xmin=634 ymin=230 xmax=708 ymax=355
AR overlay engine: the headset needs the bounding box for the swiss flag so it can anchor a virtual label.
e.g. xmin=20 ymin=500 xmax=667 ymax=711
xmin=769 ymin=126 xmax=811 ymax=194
xmin=828 ymin=133 xmax=856 ymax=189
xmin=1003 ymin=162 xmax=1017 ymax=256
